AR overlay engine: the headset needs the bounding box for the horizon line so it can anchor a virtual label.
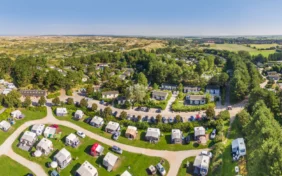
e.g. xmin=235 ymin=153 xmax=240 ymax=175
xmin=0 ymin=34 xmax=282 ymax=38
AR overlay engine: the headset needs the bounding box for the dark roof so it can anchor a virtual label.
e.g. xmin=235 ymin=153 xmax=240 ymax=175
xmin=19 ymin=90 xmax=46 ymax=97
xmin=206 ymin=85 xmax=220 ymax=89
xmin=161 ymin=83 xmax=178 ymax=87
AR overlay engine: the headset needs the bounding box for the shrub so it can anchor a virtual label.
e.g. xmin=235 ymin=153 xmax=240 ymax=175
xmin=46 ymin=92 xmax=60 ymax=99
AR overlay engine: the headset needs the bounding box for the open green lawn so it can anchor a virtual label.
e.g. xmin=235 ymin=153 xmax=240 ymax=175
xmin=249 ymin=50 xmax=276 ymax=57
xmin=249 ymin=44 xmax=280 ymax=49
xmin=209 ymin=44 xmax=254 ymax=52
xmin=0 ymin=155 xmax=33 ymax=176
xmin=177 ymin=157 xmax=195 ymax=176
xmin=54 ymin=111 xmax=212 ymax=151
xmin=0 ymin=107 xmax=46 ymax=145
xmin=221 ymin=118 xmax=247 ymax=176
xmin=13 ymin=125 xmax=169 ymax=176
xmin=208 ymin=43 xmax=276 ymax=57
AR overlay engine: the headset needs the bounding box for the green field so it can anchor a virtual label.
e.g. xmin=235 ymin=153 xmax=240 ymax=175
xmin=0 ymin=155 xmax=33 ymax=176
xmin=208 ymin=44 xmax=276 ymax=56
xmin=13 ymin=125 xmax=169 ymax=176
xmin=249 ymin=44 xmax=280 ymax=49
xmin=0 ymin=107 xmax=47 ymax=144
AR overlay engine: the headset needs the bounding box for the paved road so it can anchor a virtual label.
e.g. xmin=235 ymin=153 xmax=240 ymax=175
xmin=59 ymin=91 xmax=246 ymax=121
xmin=0 ymin=105 xmax=208 ymax=176
xmin=0 ymin=90 xmax=247 ymax=176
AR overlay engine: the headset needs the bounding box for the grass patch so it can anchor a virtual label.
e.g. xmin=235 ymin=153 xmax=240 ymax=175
xmin=208 ymin=44 xmax=276 ymax=56
xmin=249 ymin=44 xmax=279 ymax=49
xmin=0 ymin=107 xmax=46 ymax=145
xmin=249 ymin=50 xmax=276 ymax=57
xmin=0 ymin=155 xmax=33 ymax=175
xmin=177 ymin=157 xmax=195 ymax=176
xmin=46 ymin=92 xmax=60 ymax=99
xmin=221 ymin=117 xmax=247 ymax=176
xmin=13 ymin=125 xmax=169 ymax=176
xmin=172 ymin=100 xmax=215 ymax=112
xmin=208 ymin=44 xmax=255 ymax=52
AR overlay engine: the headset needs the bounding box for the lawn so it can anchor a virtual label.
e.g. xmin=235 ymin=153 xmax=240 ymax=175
xmin=0 ymin=155 xmax=33 ymax=176
xmin=221 ymin=118 xmax=247 ymax=176
xmin=249 ymin=44 xmax=280 ymax=49
xmin=208 ymin=43 xmax=276 ymax=56
xmin=249 ymin=50 xmax=276 ymax=57
xmin=54 ymin=111 xmax=212 ymax=151
xmin=12 ymin=125 xmax=170 ymax=176
xmin=177 ymin=157 xmax=195 ymax=176
xmin=208 ymin=44 xmax=254 ymax=52
xmin=0 ymin=107 xmax=47 ymax=145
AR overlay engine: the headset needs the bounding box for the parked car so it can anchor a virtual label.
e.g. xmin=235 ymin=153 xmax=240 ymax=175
xmin=112 ymin=111 xmax=118 ymax=117
xmin=112 ymin=145 xmax=123 ymax=154
xmin=83 ymin=117 xmax=91 ymax=124
xmin=189 ymin=116 xmax=195 ymax=121
xmin=184 ymin=135 xmax=190 ymax=144
xmin=150 ymin=116 xmax=155 ymax=123
xmin=156 ymin=109 xmax=161 ymax=113
xmin=168 ymin=117 xmax=174 ymax=123
xmin=162 ymin=117 xmax=168 ymax=123
xmin=210 ymin=129 xmax=216 ymax=139
xmin=142 ymin=116 xmax=148 ymax=122
xmin=201 ymin=151 xmax=212 ymax=158
xmin=112 ymin=132 xmax=120 ymax=140
xmin=156 ymin=163 xmax=166 ymax=176
xmin=100 ymin=100 xmax=104 ymax=104
xmin=76 ymin=131 xmax=86 ymax=138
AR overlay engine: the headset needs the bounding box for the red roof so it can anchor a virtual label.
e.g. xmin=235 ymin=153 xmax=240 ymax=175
xmin=91 ymin=143 xmax=99 ymax=151
xmin=50 ymin=124 xmax=59 ymax=128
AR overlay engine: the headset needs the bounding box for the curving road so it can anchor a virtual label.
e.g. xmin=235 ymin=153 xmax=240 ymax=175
xmin=0 ymin=105 xmax=208 ymax=176
xmin=0 ymin=87 xmax=250 ymax=176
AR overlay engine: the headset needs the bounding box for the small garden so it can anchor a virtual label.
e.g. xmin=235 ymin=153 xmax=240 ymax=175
xmin=12 ymin=125 xmax=170 ymax=176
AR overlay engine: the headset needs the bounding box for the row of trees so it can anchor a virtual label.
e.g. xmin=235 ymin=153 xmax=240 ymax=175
xmin=237 ymin=101 xmax=282 ymax=176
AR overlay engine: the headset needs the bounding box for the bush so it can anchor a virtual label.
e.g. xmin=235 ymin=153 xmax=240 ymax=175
xmin=27 ymin=106 xmax=47 ymax=113
xmin=46 ymin=92 xmax=60 ymax=99
xmin=66 ymin=89 xmax=73 ymax=96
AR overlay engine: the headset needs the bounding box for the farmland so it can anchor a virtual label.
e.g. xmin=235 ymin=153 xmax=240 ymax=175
xmin=207 ymin=43 xmax=277 ymax=56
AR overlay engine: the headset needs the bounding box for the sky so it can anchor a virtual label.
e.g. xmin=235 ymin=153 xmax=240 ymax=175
xmin=1 ymin=0 xmax=282 ymax=36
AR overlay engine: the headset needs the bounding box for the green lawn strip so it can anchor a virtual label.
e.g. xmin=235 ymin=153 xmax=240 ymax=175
xmin=177 ymin=157 xmax=195 ymax=176
xmin=0 ymin=107 xmax=46 ymax=145
xmin=0 ymin=155 xmax=33 ymax=176
xmin=55 ymin=112 xmax=212 ymax=151
xmin=221 ymin=118 xmax=245 ymax=176
xmin=172 ymin=100 xmax=215 ymax=112
xmin=12 ymin=125 xmax=169 ymax=176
